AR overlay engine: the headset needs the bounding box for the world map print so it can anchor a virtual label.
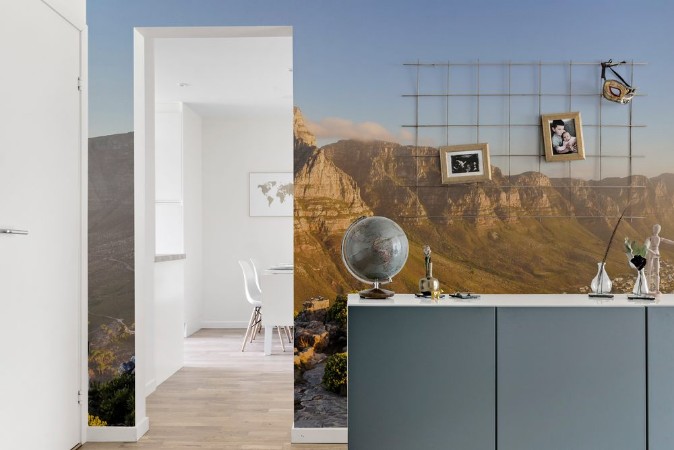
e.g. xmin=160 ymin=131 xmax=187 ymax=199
xmin=257 ymin=180 xmax=294 ymax=206
xmin=249 ymin=172 xmax=294 ymax=216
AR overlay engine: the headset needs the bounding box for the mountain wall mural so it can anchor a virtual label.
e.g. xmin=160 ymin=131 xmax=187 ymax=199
xmin=292 ymin=107 xmax=674 ymax=428
xmin=88 ymin=132 xmax=136 ymax=426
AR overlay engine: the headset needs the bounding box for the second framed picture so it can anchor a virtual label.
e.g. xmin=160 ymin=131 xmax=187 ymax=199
xmin=439 ymin=143 xmax=491 ymax=184
xmin=541 ymin=111 xmax=585 ymax=162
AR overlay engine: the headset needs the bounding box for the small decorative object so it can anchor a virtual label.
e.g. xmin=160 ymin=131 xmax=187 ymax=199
xmin=601 ymin=60 xmax=636 ymax=104
xmin=341 ymin=216 xmax=409 ymax=299
xmin=418 ymin=244 xmax=441 ymax=295
xmin=415 ymin=292 xmax=446 ymax=299
xmin=589 ymin=206 xmax=629 ymax=298
xmin=449 ymin=292 xmax=481 ymax=300
xmin=249 ymin=172 xmax=294 ymax=217
xmin=439 ymin=143 xmax=491 ymax=184
xmin=624 ymin=238 xmax=654 ymax=300
xmin=541 ymin=112 xmax=585 ymax=162
xmin=590 ymin=263 xmax=613 ymax=297
xmin=645 ymin=224 xmax=674 ymax=294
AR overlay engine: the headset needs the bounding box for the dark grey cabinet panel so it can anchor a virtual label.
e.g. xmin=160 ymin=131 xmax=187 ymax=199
xmin=497 ymin=308 xmax=646 ymax=450
xmin=348 ymin=307 xmax=496 ymax=450
xmin=648 ymin=307 xmax=674 ymax=450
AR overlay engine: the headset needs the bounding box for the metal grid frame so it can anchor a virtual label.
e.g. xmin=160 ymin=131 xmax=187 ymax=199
xmin=401 ymin=60 xmax=647 ymax=220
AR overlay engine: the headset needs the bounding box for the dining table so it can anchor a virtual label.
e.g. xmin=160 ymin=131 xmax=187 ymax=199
xmin=260 ymin=265 xmax=294 ymax=355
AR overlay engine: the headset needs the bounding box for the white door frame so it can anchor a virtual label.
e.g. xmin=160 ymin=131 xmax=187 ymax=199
xmin=128 ymin=25 xmax=293 ymax=443
xmin=41 ymin=0 xmax=89 ymax=445
xmin=51 ymin=0 xmax=89 ymax=444
xmin=78 ymin=25 xmax=89 ymax=448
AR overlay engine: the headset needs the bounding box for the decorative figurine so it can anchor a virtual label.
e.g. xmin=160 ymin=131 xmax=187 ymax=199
xmin=645 ymin=224 xmax=674 ymax=294
xmin=419 ymin=245 xmax=440 ymax=296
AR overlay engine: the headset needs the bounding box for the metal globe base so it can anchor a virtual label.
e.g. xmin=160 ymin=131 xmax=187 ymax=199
xmin=359 ymin=287 xmax=394 ymax=299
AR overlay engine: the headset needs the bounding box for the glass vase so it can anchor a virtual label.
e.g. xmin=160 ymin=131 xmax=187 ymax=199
xmin=590 ymin=262 xmax=612 ymax=294
xmin=633 ymin=268 xmax=649 ymax=296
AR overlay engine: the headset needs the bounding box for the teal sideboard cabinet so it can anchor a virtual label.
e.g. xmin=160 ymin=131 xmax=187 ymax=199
xmin=347 ymin=294 xmax=674 ymax=450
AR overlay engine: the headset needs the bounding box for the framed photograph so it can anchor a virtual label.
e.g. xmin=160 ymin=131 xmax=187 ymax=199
xmin=249 ymin=172 xmax=294 ymax=217
xmin=439 ymin=143 xmax=491 ymax=184
xmin=541 ymin=112 xmax=585 ymax=162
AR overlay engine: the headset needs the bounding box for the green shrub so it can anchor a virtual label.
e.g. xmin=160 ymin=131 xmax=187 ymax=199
xmin=89 ymin=372 xmax=135 ymax=426
xmin=326 ymin=294 xmax=347 ymax=327
xmin=323 ymin=352 xmax=348 ymax=395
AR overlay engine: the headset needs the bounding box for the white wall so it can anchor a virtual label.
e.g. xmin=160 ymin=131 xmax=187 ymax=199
xmin=151 ymin=103 xmax=203 ymax=388
xmin=202 ymin=111 xmax=293 ymax=327
xmin=153 ymin=259 xmax=184 ymax=386
xmin=151 ymin=103 xmax=186 ymax=391
xmin=44 ymin=0 xmax=86 ymax=29
xmin=183 ymin=104 xmax=204 ymax=336
xmin=155 ymin=103 xmax=184 ymax=254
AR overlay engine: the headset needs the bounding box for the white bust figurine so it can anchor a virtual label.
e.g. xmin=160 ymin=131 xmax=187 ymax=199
xmin=646 ymin=224 xmax=674 ymax=294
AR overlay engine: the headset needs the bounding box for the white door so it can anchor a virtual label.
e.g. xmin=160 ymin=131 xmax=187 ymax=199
xmin=0 ymin=1 xmax=82 ymax=448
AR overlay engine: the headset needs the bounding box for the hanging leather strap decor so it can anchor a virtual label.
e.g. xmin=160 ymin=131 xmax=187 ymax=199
xmin=601 ymin=60 xmax=636 ymax=104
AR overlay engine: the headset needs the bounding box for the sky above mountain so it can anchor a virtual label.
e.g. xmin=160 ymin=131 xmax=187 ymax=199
xmin=88 ymin=0 xmax=674 ymax=175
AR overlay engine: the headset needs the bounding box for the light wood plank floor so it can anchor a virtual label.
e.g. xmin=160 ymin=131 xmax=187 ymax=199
xmin=82 ymin=329 xmax=347 ymax=450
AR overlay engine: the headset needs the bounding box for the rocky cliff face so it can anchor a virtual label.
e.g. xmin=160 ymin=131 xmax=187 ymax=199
xmin=294 ymin=106 xmax=316 ymax=148
xmin=293 ymin=124 xmax=373 ymax=303
xmin=294 ymin=107 xmax=317 ymax=174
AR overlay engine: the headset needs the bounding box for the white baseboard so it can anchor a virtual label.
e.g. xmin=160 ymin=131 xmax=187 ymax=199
xmin=201 ymin=321 xmax=247 ymax=329
xmin=291 ymin=426 xmax=347 ymax=443
xmin=87 ymin=416 xmax=149 ymax=442
xmin=185 ymin=323 xmax=202 ymax=337
xmin=145 ymin=378 xmax=157 ymax=396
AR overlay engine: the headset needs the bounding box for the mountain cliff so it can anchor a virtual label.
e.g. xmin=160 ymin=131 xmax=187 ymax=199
xmin=294 ymin=138 xmax=674 ymax=306
xmin=294 ymin=107 xmax=317 ymax=175
xmin=294 ymin=148 xmax=372 ymax=303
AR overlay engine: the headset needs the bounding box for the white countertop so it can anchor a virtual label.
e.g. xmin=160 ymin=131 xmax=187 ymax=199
xmin=264 ymin=269 xmax=294 ymax=275
xmin=347 ymin=293 xmax=674 ymax=308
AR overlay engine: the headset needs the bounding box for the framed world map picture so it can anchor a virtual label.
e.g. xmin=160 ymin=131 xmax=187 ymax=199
xmin=249 ymin=172 xmax=294 ymax=217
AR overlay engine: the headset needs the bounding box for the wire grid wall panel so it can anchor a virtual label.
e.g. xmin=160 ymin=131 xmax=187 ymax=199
xmin=402 ymin=61 xmax=646 ymax=220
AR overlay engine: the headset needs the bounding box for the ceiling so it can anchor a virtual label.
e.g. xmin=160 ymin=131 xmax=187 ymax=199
xmin=154 ymin=33 xmax=293 ymax=117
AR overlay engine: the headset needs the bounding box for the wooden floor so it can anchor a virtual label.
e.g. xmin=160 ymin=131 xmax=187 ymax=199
xmin=82 ymin=329 xmax=347 ymax=450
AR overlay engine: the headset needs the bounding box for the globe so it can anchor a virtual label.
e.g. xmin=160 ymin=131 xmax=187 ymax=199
xmin=341 ymin=216 xmax=409 ymax=298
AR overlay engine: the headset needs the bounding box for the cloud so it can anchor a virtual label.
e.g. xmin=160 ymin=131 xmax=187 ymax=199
xmin=305 ymin=117 xmax=418 ymax=145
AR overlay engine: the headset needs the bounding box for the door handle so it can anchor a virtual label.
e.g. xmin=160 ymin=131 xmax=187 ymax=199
xmin=0 ymin=228 xmax=28 ymax=235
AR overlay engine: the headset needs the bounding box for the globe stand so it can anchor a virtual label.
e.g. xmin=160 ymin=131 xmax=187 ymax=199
xmin=359 ymin=281 xmax=394 ymax=299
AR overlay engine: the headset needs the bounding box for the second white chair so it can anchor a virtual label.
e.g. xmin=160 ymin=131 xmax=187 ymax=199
xmin=250 ymin=258 xmax=292 ymax=344
xmin=238 ymin=260 xmax=263 ymax=352
xmin=239 ymin=259 xmax=292 ymax=352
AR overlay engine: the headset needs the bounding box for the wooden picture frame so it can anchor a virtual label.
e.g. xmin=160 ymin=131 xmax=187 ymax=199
xmin=541 ymin=112 xmax=585 ymax=162
xmin=439 ymin=143 xmax=491 ymax=184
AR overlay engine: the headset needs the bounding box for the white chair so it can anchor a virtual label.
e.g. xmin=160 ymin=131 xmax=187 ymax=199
xmin=250 ymin=258 xmax=292 ymax=344
xmin=238 ymin=260 xmax=262 ymax=352
xmin=239 ymin=259 xmax=291 ymax=353
xmin=249 ymin=258 xmax=262 ymax=293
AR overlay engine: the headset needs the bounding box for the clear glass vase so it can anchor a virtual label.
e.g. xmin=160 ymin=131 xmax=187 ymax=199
xmin=591 ymin=262 xmax=612 ymax=294
xmin=633 ymin=268 xmax=650 ymax=295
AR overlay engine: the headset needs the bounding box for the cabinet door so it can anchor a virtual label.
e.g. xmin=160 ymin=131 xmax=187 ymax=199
xmin=348 ymin=307 xmax=495 ymax=450
xmin=497 ymin=307 xmax=646 ymax=450
xmin=648 ymin=307 xmax=674 ymax=450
